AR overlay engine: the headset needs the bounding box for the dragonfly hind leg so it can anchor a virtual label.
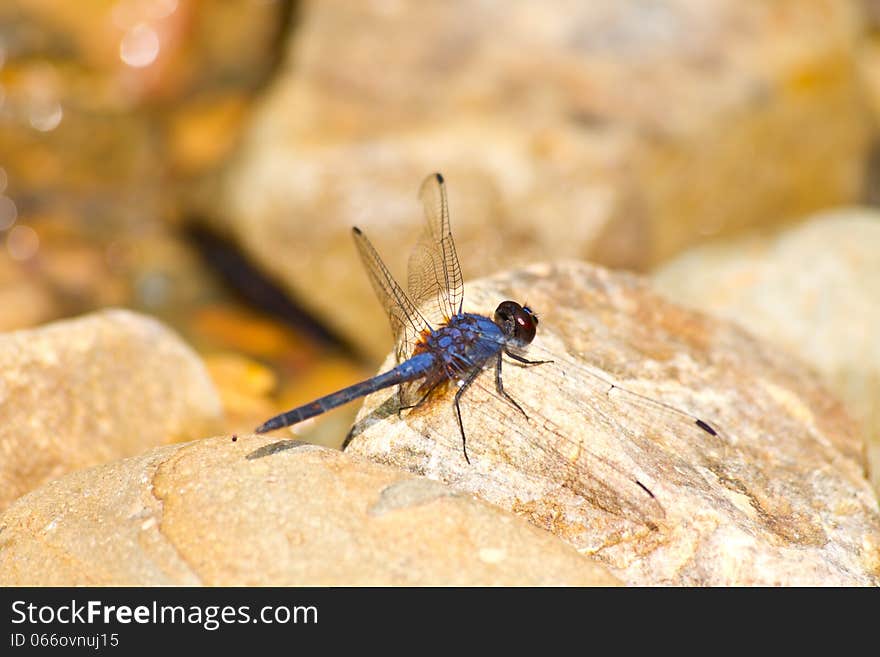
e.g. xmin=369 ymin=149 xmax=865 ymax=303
xmin=396 ymin=381 xmax=443 ymax=417
xmin=453 ymin=367 xmax=483 ymax=464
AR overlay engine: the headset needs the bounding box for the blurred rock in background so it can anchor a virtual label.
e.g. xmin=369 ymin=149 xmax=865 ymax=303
xmin=201 ymin=0 xmax=873 ymax=358
xmin=0 ymin=0 xmax=286 ymax=202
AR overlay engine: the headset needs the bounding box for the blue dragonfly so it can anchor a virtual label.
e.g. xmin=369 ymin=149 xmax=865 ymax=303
xmin=255 ymin=173 xmax=718 ymax=463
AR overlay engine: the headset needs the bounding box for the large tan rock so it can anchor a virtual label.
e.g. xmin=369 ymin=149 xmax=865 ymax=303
xmin=0 ymin=437 xmax=618 ymax=586
xmin=0 ymin=309 xmax=223 ymax=511
xmin=208 ymin=0 xmax=871 ymax=358
xmin=652 ymin=208 xmax=880 ymax=495
xmin=345 ymin=261 xmax=880 ymax=585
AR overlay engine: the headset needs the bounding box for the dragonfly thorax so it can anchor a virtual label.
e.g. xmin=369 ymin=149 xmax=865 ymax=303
xmin=413 ymin=313 xmax=506 ymax=376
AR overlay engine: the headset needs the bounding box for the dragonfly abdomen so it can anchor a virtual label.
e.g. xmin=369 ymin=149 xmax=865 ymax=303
xmin=255 ymin=352 xmax=435 ymax=434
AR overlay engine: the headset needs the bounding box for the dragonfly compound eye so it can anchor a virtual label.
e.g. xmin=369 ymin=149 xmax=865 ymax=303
xmin=494 ymin=300 xmax=538 ymax=345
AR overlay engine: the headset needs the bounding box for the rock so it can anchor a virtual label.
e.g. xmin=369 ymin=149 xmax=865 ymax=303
xmin=0 ymin=436 xmax=618 ymax=586
xmin=345 ymin=261 xmax=880 ymax=585
xmin=652 ymin=208 xmax=880 ymax=495
xmin=0 ymin=309 xmax=223 ymax=511
xmin=208 ymin=0 xmax=871 ymax=358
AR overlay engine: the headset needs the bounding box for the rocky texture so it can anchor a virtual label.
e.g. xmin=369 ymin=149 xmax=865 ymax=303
xmin=345 ymin=261 xmax=880 ymax=585
xmin=0 ymin=436 xmax=618 ymax=586
xmin=209 ymin=0 xmax=872 ymax=358
xmin=652 ymin=209 xmax=880 ymax=495
xmin=0 ymin=309 xmax=223 ymax=511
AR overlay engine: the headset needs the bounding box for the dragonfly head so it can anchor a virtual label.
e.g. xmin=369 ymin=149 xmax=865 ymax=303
xmin=494 ymin=301 xmax=539 ymax=347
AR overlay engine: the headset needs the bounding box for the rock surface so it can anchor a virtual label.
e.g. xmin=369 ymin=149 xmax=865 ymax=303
xmin=652 ymin=208 xmax=880 ymax=495
xmin=0 ymin=436 xmax=618 ymax=586
xmin=345 ymin=261 xmax=880 ymax=585
xmin=0 ymin=309 xmax=223 ymax=511
xmin=208 ymin=0 xmax=871 ymax=358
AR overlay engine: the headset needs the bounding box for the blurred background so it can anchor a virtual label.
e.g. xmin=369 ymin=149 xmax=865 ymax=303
xmin=0 ymin=0 xmax=878 ymax=461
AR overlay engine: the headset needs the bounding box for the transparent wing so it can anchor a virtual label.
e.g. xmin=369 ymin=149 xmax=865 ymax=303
xmin=506 ymin=338 xmax=725 ymax=441
xmin=407 ymin=173 xmax=464 ymax=326
xmin=352 ymin=227 xmax=431 ymax=364
xmin=459 ymin=337 xmax=730 ymax=528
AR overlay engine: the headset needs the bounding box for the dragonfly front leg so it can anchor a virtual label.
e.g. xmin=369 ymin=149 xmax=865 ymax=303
xmin=504 ymin=349 xmax=552 ymax=367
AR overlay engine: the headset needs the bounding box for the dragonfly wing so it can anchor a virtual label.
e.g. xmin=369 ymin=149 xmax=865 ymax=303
xmin=407 ymin=173 xmax=464 ymax=326
xmin=510 ymin=340 xmax=726 ymax=442
xmin=352 ymin=227 xmax=431 ymax=365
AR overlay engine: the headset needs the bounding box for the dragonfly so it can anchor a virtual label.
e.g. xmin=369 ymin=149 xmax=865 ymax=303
xmin=255 ymin=172 xmax=719 ymax=463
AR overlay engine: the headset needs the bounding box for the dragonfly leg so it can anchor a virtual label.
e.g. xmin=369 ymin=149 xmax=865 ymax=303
xmin=504 ymin=349 xmax=552 ymax=367
xmin=494 ymin=352 xmax=528 ymax=419
xmin=397 ymin=381 xmax=442 ymax=417
xmin=453 ymin=367 xmax=483 ymax=464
